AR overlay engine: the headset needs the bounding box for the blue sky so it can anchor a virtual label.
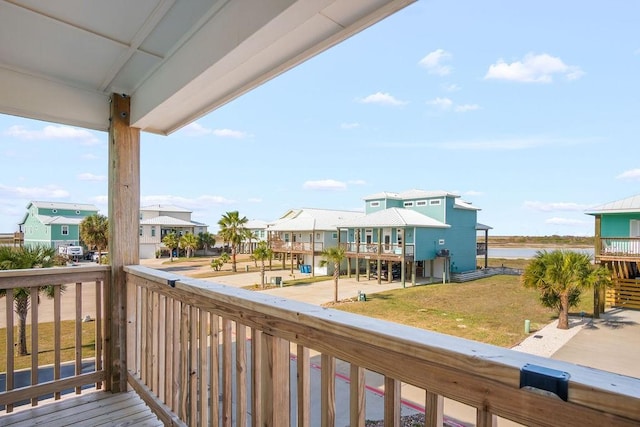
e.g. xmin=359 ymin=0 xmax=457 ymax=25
xmin=1 ymin=0 xmax=639 ymax=236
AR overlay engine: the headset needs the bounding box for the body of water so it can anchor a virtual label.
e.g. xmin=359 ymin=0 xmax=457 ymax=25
xmin=485 ymin=247 xmax=594 ymax=259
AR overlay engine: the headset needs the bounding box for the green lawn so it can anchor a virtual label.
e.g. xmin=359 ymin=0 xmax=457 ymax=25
xmin=331 ymin=275 xmax=594 ymax=348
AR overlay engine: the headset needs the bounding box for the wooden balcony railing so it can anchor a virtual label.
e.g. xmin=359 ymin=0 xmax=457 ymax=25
xmin=124 ymin=265 xmax=640 ymax=426
xmin=598 ymin=237 xmax=640 ymax=258
xmin=341 ymin=242 xmax=415 ymax=257
xmin=0 ymin=266 xmax=109 ymax=413
xmin=270 ymin=241 xmax=323 ymax=252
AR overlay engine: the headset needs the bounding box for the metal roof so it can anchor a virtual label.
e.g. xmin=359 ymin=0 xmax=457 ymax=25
xmin=35 ymin=215 xmax=85 ymax=226
xmin=585 ymin=194 xmax=640 ymax=215
xmin=140 ymin=215 xmax=202 ymax=227
xmin=268 ymin=208 xmax=362 ymax=231
xmin=141 ymin=204 xmax=192 ymax=213
xmin=363 ymin=189 xmax=460 ymax=201
xmin=0 ymin=0 xmax=414 ymax=135
xmin=337 ymin=208 xmax=450 ymax=228
xmin=29 ymin=201 xmax=99 ymax=212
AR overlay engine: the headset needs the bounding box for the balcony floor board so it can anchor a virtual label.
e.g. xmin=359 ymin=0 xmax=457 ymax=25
xmin=0 ymin=388 xmax=162 ymax=427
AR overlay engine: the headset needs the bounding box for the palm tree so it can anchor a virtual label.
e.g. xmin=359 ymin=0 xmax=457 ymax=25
xmin=243 ymin=229 xmax=258 ymax=254
xmin=320 ymin=246 xmax=345 ymax=303
xmin=217 ymin=211 xmax=248 ymax=272
xmin=197 ymin=232 xmax=216 ymax=256
xmin=179 ymin=232 xmax=198 ymax=258
xmin=0 ymin=245 xmax=57 ymax=355
xmin=253 ymin=241 xmax=273 ymax=289
xmin=162 ymin=232 xmax=180 ymax=261
xmin=80 ymin=213 xmax=108 ymax=259
xmin=522 ymin=250 xmax=593 ymax=329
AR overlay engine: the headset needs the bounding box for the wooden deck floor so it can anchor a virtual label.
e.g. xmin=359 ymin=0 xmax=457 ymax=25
xmin=0 ymin=389 xmax=162 ymax=426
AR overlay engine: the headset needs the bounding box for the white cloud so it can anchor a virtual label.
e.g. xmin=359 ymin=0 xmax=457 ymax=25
xmin=0 ymin=184 xmax=69 ymax=199
xmin=616 ymin=169 xmax=640 ymax=180
xmin=524 ymin=201 xmax=590 ymax=212
xmin=418 ymin=49 xmax=453 ymax=76
xmin=454 ymin=104 xmax=480 ymax=112
xmin=213 ymin=128 xmax=249 ymax=139
xmin=182 ymin=122 xmax=212 ymax=136
xmin=441 ymin=83 xmax=461 ymax=92
xmin=485 ymin=53 xmax=584 ymax=83
xmin=77 ymin=173 xmax=106 ymax=182
xmin=427 ymin=98 xmax=479 ymax=113
xmin=427 ymin=97 xmax=453 ymax=110
xmin=303 ymin=179 xmax=347 ymax=191
xmin=4 ymin=124 xmax=100 ymax=145
xmin=340 ymin=122 xmax=360 ymax=129
xmin=358 ymin=92 xmax=407 ymax=107
xmin=182 ymin=122 xmax=250 ymax=139
xmin=545 ymin=217 xmax=591 ymax=226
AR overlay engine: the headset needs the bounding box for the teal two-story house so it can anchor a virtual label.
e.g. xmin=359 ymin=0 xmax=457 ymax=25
xmin=586 ymin=193 xmax=640 ymax=310
xmin=338 ymin=190 xmax=482 ymax=286
xmin=20 ymin=201 xmax=99 ymax=250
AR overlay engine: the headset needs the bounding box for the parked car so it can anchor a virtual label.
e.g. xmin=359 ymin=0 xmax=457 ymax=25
xmin=93 ymin=252 xmax=108 ymax=263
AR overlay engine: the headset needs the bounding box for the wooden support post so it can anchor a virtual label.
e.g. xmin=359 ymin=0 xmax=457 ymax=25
xmin=411 ymin=261 xmax=416 ymax=287
xmin=108 ymin=93 xmax=140 ymax=393
xmin=350 ymin=365 xmax=366 ymax=427
xmin=321 ymin=354 xmax=336 ymax=427
xmin=384 ymin=376 xmax=400 ymax=427
xmin=400 ymin=228 xmax=406 ymax=287
xmin=261 ymin=334 xmax=290 ymax=426
xmin=425 ymin=390 xmax=443 ymax=427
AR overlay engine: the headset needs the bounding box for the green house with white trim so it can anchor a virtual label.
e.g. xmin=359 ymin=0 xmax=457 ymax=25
xmin=19 ymin=201 xmax=99 ymax=250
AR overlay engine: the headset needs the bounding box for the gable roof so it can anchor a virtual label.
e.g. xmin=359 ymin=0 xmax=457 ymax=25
xmin=337 ymin=208 xmax=450 ymax=228
xmin=268 ymin=208 xmax=362 ymax=232
xmin=29 ymin=201 xmax=99 ymax=212
xmin=141 ymin=205 xmax=191 ymax=213
xmin=363 ymin=189 xmax=460 ymax=201
xmin=140 ymin=216 xmax=202 ymax=227
xmin=585 ymin=194 xmax=640 ymax=215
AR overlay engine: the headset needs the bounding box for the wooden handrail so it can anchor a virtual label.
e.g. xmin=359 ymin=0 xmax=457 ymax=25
xmin=124 ymin=265 xmax=640 ymax=426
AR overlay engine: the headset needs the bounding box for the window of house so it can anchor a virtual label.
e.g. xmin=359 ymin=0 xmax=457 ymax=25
xmin=429 ymin=199 xmax=441 ymax=206
xmin=139 ymin=226 xmax=143 ymax=236
xmin=370 ymin=201 xmax=380 ymax=207
xmin=416 ymin=200 xmax=427 ymax=206
xmin=631 ymin=220 xmax=640 ymax=237
xmin=61 ymin=225 xmax=69 ymax=235
xmin=332 ymin=232 xmax=338 ymax=239
xmin=316 ymin=233 xmax=320 ymax=239
xmin=151 ymin=226 xmax=156 ymax=237
xmin=403 ymin=201 xmax=414 ymax=207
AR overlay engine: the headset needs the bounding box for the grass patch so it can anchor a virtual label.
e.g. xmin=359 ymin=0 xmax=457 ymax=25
xmin=0 ymin=320 xmax=96 ymax=372
xmin=331 ymin=275 xmax=594 ymax=348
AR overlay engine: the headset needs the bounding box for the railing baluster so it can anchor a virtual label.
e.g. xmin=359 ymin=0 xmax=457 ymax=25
xmin=172 ymin=299 xmax=181 ymax=414
xmin=140 ymin=287 xmax=148 ymax=385
xmin=74 ymin=282 xmax=82 ymax=395
xmin=164 ymin=294 xmax=173 ymax=405
xmin=476 ymin=407 xmax=497 ymax=427
xmin=199 ymin=310 xmax=208 ymax=426
xmin=350 ymin=364 xmax=365 ymax=427
xmin=236 ymin=323 xmax=247 ymax=426
xmin=383 ymin=377 xmax=400 ymax=427
xmin=179 ymin=301 xmax=189 ymax=422
xmin=94 ymin=279 xmax=102 ymax=390
xmin=189 ymin=306 xmax=198 ymax=426
xmin=30 ymin=286 xmax=39 ymax=406
xmin=262 ymin=333 xmax=290 ymax=426
xmin=297 ymin=345 xmax=310 ymax=427
xmin=5 ymin=291 xmax=14 ymax=413
xmin=157 ymin=293 xmax=165 ymax=400
xmin=210 ymin=314 xmax=220 ymax=425
xmin=251 ymin=328 xmax=262 ymax=427
xmin=152 ymin=291 xmax=160 ymax=394
xmin=222 ymin=318 xmax=232 ymax=426
xmin=321 ymin=354 xmax=335 ymax=427
xmin=425 ymin=390 xmax=443 ymax=427
xmin=54 ymin=285 xmax=61 ymax=399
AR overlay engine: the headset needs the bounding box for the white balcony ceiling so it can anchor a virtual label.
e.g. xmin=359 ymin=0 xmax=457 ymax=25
xmin=0 ymin=0 xmax=413 ymax=135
